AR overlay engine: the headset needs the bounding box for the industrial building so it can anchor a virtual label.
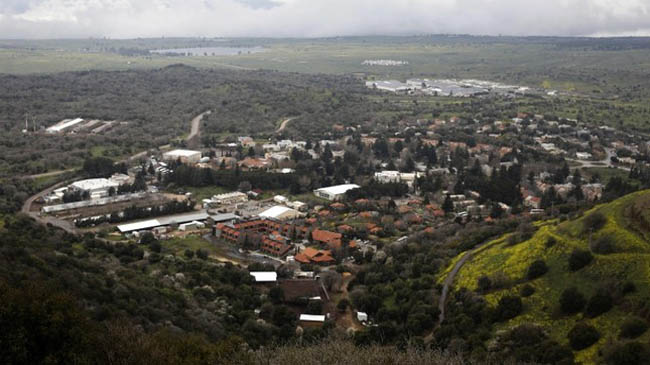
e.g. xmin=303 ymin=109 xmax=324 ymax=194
xmin=70 ymin=178 xmax=119 ymax=199
xmin=374 ymin=171 xmax=421 ymax=187
xmin=46 ymin=118 xmax=85 ymax=133
xmin=117 ymin=211 xmax=238 ymax=233
xmin=258 ymin=205 xmax=303 ymax=220
xmin=209 ymin=192 xmax=248 ymax=206
xmin=313 ymin=184 xmax=360 ymax=201
xmin=162 ymin=149 xmax=202 ymax=164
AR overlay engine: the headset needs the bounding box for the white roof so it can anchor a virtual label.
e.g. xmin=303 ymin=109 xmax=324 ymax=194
xmin=70 ymin=178 xmax=119 ymax=191
xmin=250 ymin=272 xmax=277 ymax=282
xmin=47 ymin=118 xmax=84 ymax=132
xmin=259 ymin=205 xmax=297 ymax=219
xmin=314 ymin=184 xmax=360 ymax=196
xmin=299 ymin=314 xmax=325 ymax=322
xmin=117 ymin=219 xmax=161 ymax=233
xmin=163 ymin=149 xmax=201 ymax=157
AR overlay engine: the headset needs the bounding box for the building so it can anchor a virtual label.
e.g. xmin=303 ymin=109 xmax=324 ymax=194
xmin=311 ymin=229 xmax=343 ymax=249
xmin=299 ymin=314 xmax=326 ymax=327
xmin=258 ymin=205 xmax=303 ymax=220
xmin=250 ymin=271 xmax=277 ymax=283
xmin=374 ymin=171 xmax=421 ymax=187
xmin=210 ymin=192 xmax=248 ymax=205
xmin=295 ymin=247 xmax=335 ymax=265
xmin=118 ymin=211 xmax=238 ymax=233
xmin=313 ymin=184 xmax=360 ymax=201
xmin=69 ymin=178 xmax=121 ymax=199
xmin=357 ymin=312 xmax=368 ymax=322
xmin=179 ymin=221 xmax=206 ymax=231
xmin=365 ymin=80 xmax=412 ymax=93
xmin=576 ymin=152 xmax=593 ymax=160
xmin=46 ymin=118 xmax=85 ymax=133
xmin=162 ymin=149 xmax=202 ymax=164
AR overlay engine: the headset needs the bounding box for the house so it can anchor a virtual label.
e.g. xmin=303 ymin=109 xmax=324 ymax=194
xmin=238 ymin=157 xmax=272 ymax=170
xmin=357 ymin=312 xmax=368 ymax=322
xmin=311 ymin=229 xmax=343 ymax=249
xmin=576 ymin=152 xmax=593 ymax=160
xmin=295 ymin=247 xmax=335 ymax=265
xmin=313 ymin=184 xmax=360 ymax=201
xmin=162 ymin=149 xmax=202 ymax=164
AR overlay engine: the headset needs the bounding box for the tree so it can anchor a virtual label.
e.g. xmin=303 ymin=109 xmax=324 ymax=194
xmin=269 ymin=287 xmax=284 ymax=304
xmin=569 ymin=249 xmax=593 ymax=271
xmin=494 ymin=295 xmax=523 ymax=322
xmin=585 ymin=291 xmax=613 ymax=318
xmin=560 ymin=287 xmax=586 ymax=314
xmin=442 ymin=194 xmax=454 ymax=213
xmin=526 ymin=259 xmax=548 ymax=280
xmin=620 ymin=317 xmax=648 ymax=339
xmin=568 ymin=323 xmax=600 ymax=350
xmin=605 ymin=342 xmax=650 ymax=365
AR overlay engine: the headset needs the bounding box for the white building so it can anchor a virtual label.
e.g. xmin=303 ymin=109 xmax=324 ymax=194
xmin=576 ymin=152 xmax=593 ymax=160
xmin=356 ymin=312 xmax=368 ymax=322
xmin=69 ymin=178 xmax=121 ymax=199
xmin=374 ymin=171 xmax=421 ymax=187
xmin=46 ymin=118 xmax=85 ymax=133
xmin=162 ymin=149 xmax=202 ymax=164
xmin=258 ymin=205 xmax=302 ymax=220
xmin=365 ymin=80 xmax=412 ymax=93
xmin=179 ymin=221 xmax=205 ymax=231
xmin=210 ymin=192 xmax=248 ymax=205
xmin=313 ymin=184 xmax=360 ymax=201
xmin=273 ymin=195 xmax=288 ymax=204
xmin=250 ymin=271 xmax=277 ymax=283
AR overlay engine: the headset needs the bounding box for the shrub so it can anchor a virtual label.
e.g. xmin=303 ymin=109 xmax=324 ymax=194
xmin=620 ymin=317 xmax=648 ymax=339
xmin=585 ymin=291 xmax=614 ymax=318
xmin=336 ymin=299 xmax=349 ymax=313
xmin=569 ymin=249 xmax=593 ymax=271
xmin=605 ymin=342 xmax=650 ymax=365
xmin=545 ymin=236 xmax=557 ymax=248
xmin=568 ymin=323 xmax=600 ymax=350
xmin=591 ymin=235 xmax=616 ymax=254
xmin=583 ymin=211 xmax=607 ymax=234
xmin=527 ymin=259 xmax=548 ymax=280
xmin=184 ymin=249 xmax=195 ymax=259
xmin=196 ymin=249 xmax=209 ymax=260
xmin=520 ymin=284 xmax=535 ymax=297
xmin=477 ymin=275 xmax=492 ymax=292
xmin=494 ymin=295 xmax=523 ymax=322
xmin=622 ymin=281 xmax=636 ymax=295
xmin=560 ymin=287 xmax=586 ymax=314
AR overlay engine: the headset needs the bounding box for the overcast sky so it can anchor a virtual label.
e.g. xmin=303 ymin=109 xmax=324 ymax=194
xmin=1 ymin=0 xmax=649 ymax=39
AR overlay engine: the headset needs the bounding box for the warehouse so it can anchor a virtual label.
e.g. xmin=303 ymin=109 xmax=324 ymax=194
xmin=162 ymin=149 xmax=202 ymax=164
xmin=69 ymin=178 xmax=120 ymax=199
xmin=118 ymin=211 xmax=238 ymax=233
xmin=313 ymin=184 xmax=360 ymax=201
xmin=46 ymin=118 xmax=85 ymax=133
xmin=258 ymin=205 xmax=303 ymax=220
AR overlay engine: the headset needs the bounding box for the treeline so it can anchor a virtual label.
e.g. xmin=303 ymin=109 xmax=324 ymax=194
xmin=75 ymin=200 xmax=194 ymax=228
xmin=165 ymin=164 xmax=297 ymax=190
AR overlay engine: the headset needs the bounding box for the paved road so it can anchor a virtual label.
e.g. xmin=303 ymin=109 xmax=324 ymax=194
xmin=567 ymin=148 xmax=630 ymax=171
xmin=21 ymin=179 xmax=78 ymax=234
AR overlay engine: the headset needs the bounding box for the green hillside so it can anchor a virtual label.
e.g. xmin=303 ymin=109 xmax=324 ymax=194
xmin=446 ymin=190 xmax=650 ymax=364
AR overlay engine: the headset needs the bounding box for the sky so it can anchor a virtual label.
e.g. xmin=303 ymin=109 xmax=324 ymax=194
xmin=0 ymin=0 xmax=649 ymax=39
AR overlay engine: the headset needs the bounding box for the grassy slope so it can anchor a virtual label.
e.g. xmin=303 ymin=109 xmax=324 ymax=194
xmin=447 ymin=190 xmax=650 ymax=363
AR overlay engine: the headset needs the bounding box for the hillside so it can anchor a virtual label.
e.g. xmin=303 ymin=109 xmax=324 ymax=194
xmin=443 ymin=190 xmax=650 ymax=364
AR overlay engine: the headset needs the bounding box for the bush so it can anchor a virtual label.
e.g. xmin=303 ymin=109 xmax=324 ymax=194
xmin=583 ymin=211 xmax=607 ymax=234
xmin=569 ymin=249 xmax=593 ymax=271
xmin=196 ymin=249 xmax=209 ymax=260
xmin=585 ymin=291 xmax=614 ymax=318
xmin=477 ymin=275 xmax=492 ymax=292
xmin=494 ymin=295 xmax=523 ymax=322
xmin=560 ymin=287 xmax=586 ymax=314
xmin=184 ymin=249 xmax=195 ymax=259
xmin=545 ymin=236 xmax=557 ymax=248
xmin=568 ymin=323 xmax=600 ymax=350
xmin=520 ymin=284 xmax=535 ymax=297
xmin=527 ymin=259 xmax=548 ymax=280
xmin=620 ymin=317 xmax=648 ymax=339
xmin=622 ymin=281 xmax=636 ymax=295
xmin=605 ymin=342 xmax=650 ymax=365
xmin=591 ymin=235 xmax=616 ymax=254
xmin=336 ymin=299 xmax=349 ymax=313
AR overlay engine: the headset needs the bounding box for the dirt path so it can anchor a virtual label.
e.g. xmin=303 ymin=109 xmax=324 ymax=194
xmin=276 ymin=117 xmax=296 ymax=133
xmin=187 ymin=110 xmax=211 ymax=148
xmin=20 ymin=168 xmax=75 ymax=180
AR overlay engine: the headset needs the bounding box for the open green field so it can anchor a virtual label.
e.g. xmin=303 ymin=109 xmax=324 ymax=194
xmin=446 ymin=190 xmax=650 ymax=363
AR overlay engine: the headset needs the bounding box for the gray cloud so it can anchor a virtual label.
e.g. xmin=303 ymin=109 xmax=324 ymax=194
xmin=0 ymin=0 xmax=649 ymax=39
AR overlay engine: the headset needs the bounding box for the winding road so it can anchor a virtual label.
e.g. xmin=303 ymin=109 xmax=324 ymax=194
xmin=187 ymin=110 xmax=211 ymax=148
xmin=276 ymin=117 xmax=296 ymax=133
